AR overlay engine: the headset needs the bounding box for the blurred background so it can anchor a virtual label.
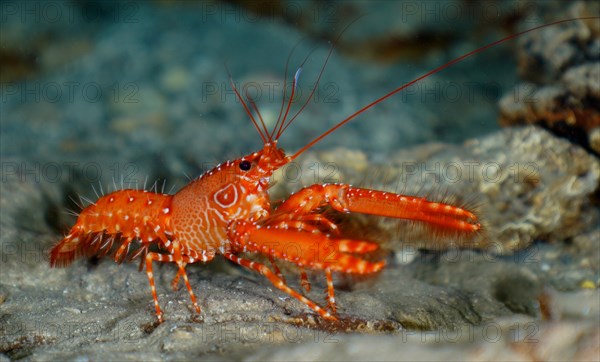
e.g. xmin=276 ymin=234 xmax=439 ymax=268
xmin=2 ymin=0 xmax=575 ymax=184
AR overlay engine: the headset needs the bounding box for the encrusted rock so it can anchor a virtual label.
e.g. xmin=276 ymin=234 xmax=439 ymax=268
xmin=499 ymin=2 xmax=600 ymax=155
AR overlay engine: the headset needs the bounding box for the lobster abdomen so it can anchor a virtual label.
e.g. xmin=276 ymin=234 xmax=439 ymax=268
xmin=50 ymin=190 xmax=173 ymax=267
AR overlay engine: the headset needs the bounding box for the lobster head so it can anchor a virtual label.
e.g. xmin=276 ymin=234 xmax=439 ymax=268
xmin=235 ymin=141 xmax=290 ymax=192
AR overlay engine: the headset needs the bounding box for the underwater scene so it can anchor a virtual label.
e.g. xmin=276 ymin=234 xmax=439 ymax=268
xmin=1 ymin=0 xmax=599 ymax=360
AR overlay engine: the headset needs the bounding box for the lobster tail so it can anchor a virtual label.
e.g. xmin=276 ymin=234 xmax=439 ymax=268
xmin=50 ymin=230 xmax=107 ymax=267
xmin=49 ymin=229 xmax=88 ymax=267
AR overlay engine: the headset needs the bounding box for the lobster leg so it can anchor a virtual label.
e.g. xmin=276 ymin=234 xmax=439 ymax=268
xmin=325 ymin=268 xmax=336 ymax=313
xmin=170 ymin=255 xmax=209 ymax=291
xmin=268 ymin=255 xmax=286 ymax=283
xmin=300 ymin=268 xmax=311 ymax=292
xmin=145 ymin=251 xmax=166 ymax=322
xmin=171 ymin=265 xmax=186 ymax=291
xmin=274 ymin=184 xmax=480 ymax=232
xmin=269 ymin=214 xmax=341 ymax=236
xmin=222 ymin=252 xmax=336 ymax=320
xmin=145 ymin=242 xmax=201 ymax=323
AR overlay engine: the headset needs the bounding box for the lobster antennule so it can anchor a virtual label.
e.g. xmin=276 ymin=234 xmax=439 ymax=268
xmin=273 ymin=44 xmax=323 ymax=140
xmin=273 ymin=38 xmax=305 ymax=139
xmin=225 ymin=63 xmax=269 ymax=144
xmin=245 ymin=87 xmax=271 ymax=143
xmin=274 ymin=66 xmax=300 ymax=140
xmin=274 ymin=18 xmax=362 ymax=141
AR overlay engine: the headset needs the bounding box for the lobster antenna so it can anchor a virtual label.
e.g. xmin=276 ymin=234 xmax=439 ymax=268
xmin=273 ymin=44 xmax=319 ymax=139
xmin=224 ymin=63 xmax=268 ymax=144
xmin=291 ymin=17 xmax=599 ymax=160
xmin=275 ymin=66 xmax=300 ymax=141
xmin=273 ymin=38 xmax=307 ymax=139
xmin=276 ymin=16 xmax=365 ymax=140
xmin=245 ymin=86 xmax=272 ymax=143
xmin=277 ymin=41 xmax=333 ymax=138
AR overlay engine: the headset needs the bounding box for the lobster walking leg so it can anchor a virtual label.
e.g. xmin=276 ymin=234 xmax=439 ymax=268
xmin=325 ymin=268 xmax=336 ymax=313
xmin=145 ymin=252 xmax=165 ymax=322
xmin=223 ymin=252 xmax=336 ymax=320
xmin=171 ymin=265 xmax=186 ymax=290
xmin=274 ymin=184 xmax=480 ymax=232
xmin=145 ymin=246 xmax=201 ymax=323
xmin=268 ymin=255 xmax=286 ymax=282
xmin=268 ymin=214 xmax=341 ymax=235
xmin=300 ymin=268 xmax=311 ymax=292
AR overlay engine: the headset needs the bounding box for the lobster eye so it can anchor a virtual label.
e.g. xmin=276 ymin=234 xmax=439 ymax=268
xmin=239 ymin=160 xmax=252 ymax=171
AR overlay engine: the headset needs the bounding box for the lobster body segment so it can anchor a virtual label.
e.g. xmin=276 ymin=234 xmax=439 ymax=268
xmin=169 ymin=160 xmax=274 ymax=256
xmin=50 ymin=190 xmax=173 ymax=268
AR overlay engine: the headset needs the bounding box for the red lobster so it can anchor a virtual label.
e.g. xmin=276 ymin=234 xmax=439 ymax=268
xmin=49 ymin=19 xmax=589 ymax=322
